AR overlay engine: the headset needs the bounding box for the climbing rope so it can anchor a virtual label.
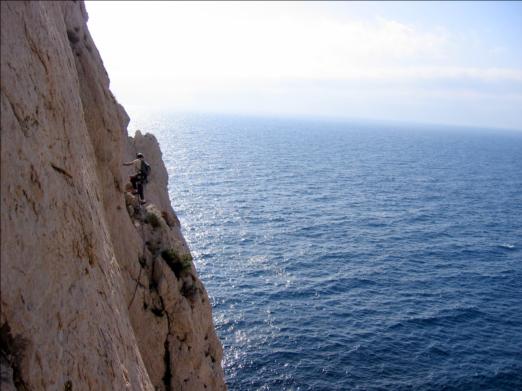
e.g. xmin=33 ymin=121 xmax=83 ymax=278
xmin=128 ymin=203 xmax=147 ymax=310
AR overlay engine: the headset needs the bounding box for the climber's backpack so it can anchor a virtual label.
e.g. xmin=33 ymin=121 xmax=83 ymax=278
xmin=140 ymin=160 xmax=151 ymax=183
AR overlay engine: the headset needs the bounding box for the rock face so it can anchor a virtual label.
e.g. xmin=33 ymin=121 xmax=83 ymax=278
xmin=0 ymin=1 xmax=225 ymax=390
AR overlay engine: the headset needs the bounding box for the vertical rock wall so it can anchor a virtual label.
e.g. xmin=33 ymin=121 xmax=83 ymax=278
xmin=0 ymin=1 xmax=225 ymax=390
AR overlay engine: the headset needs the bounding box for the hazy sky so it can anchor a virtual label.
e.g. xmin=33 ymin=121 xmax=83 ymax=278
xmin=86 ymin=1 xmax=522 ymax=130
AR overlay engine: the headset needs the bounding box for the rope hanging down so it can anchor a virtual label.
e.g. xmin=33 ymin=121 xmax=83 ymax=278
xmin=128 ymin=204 xmax=147 ymax=309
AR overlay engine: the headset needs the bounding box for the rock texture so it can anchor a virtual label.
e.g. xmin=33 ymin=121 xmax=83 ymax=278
xmin=0 ymin=1 xmax=225 ymax=390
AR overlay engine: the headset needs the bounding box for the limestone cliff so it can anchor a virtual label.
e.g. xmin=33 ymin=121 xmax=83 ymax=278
xmin=0 ymin=1 xmax=225 ymax=390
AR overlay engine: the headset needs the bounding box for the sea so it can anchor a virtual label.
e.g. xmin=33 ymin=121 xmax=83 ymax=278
xmin=131 ymin=112 xmax=522 ymax=391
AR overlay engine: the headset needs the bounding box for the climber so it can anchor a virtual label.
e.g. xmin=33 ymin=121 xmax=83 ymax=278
xmin=123 ymin=152 xmax=151 ymax=204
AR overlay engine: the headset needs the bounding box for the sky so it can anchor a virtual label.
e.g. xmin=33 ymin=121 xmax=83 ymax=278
xmin=85 ymin=1 xmax=522 ymax=130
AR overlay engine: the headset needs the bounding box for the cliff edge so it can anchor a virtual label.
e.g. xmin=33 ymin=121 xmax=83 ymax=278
xmin=1 ymin=1 xmax=225 ymax=390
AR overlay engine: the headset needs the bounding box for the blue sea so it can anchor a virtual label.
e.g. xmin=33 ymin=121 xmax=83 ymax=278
xmin=132 ymin=113 xmax=522 ymax=391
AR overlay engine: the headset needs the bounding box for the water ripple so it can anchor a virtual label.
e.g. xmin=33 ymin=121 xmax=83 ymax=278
xmin=131 ymin=113 xmax=522 ymax=391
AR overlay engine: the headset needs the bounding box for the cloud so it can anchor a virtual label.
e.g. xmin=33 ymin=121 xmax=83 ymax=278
xmin=88 ymin=2 xmax=450 ymax=80
xmin=86 ymin=1 xmax=522 ymax=129
xmin=170 ymin=14 xmax=448 ymax=80
xmin=88 ymin=2 xmax=521 ymax=89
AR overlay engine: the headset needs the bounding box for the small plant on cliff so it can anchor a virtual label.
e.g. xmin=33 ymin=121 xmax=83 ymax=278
xmin=181 ymin=281 xmax=198 ymax=299
xmin=146 ymin=212 xmax=161 ymax=229
xmin=160 ymin=248 xmax=179 ymax=263
xmin=161 ymin=249 xmax=192 ymax=278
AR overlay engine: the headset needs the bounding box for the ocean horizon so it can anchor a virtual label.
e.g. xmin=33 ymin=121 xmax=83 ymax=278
xmin=132 ymin=112 xmax=522 ymax=390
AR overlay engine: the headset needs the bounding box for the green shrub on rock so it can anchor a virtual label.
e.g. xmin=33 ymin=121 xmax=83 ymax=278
xmin=161 ymin=249 xmax=192 ymax=277
xmin=146 ymin=212 xmax=161 ymax=229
